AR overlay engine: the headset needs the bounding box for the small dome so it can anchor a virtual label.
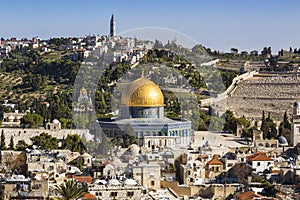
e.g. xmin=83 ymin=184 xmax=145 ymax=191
xmin=81 ymin=153 xmax=91 ymax=157
xmin=95 ymin=180 xmax=107 ymax=185
xmin=278 ymin=136 xmax=288 ymax=145
xmin=124 ymin=179 xmax=137 ymax=186
xmin=129 ymin=144 xmax=140 ymax=152
xmin=52 ymin=119 xmax=60 ymax=124
xmin=108 ymin=179 xmax=121 ymax=186
xmin=294 ymin=101 xmax=300 ymax=107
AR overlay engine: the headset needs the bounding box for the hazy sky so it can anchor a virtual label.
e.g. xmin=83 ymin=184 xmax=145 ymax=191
xmin=1 ymin=0 xmax=300 ymax=52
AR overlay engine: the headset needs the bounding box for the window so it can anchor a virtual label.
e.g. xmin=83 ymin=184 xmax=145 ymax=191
xmin=257 ymin=162 xmax=261 ymax=167
xmin=151 ymin=180 xmax=155 ymax=186
xmin=32 ymin=184 xmax=41 ymax=190
xmin=127 ymin=191 xmax=134 ymax=197
xmin=110 ymin=192 xmax=117 ymax=197
xmin=96 ymin=192 xmax=102 ymax=196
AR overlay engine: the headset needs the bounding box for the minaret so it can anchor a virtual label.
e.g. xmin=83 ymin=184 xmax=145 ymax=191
xmin=110 ymin=14 xmax=116 ymax=37
xmin=291 ymin=101 xmax=300 ymax=146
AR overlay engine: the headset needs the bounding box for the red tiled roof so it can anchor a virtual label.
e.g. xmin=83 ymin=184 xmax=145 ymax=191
xmin=82 ymin=193 xmax=97 ymax=200
xmin=236 ymin=191 xmax=262 ymax=200
xmin=102 ymin=160 xmax=115 ymax=167
xmin=76 ymin=48 xmax=85 ymax=52
xmin=75 ymin=176 xmax=93 ymax=184
xmin=207 ymin=158 xmax=223 ymax=165
xmin=212 ymin=154 xmax=220 ymax=159
xmin=246 ymin=152 xmax=265 ymax=158
xmin=66 ymin=174 xmax=75 ymax=178
xmin=272 ymin=169 xmax=280 ymax=174
xmin=247 ymin=152 xmax=273 ymax=161
xmin=247 ymin=154 xmax=273 ymax=162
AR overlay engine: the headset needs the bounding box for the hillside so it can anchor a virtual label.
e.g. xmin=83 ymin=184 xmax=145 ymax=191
xmin=227 ymin=72 xmax=300 ymax=122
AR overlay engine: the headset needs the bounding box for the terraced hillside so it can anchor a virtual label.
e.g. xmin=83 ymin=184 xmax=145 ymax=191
xmin=227 ymin=73 xmax=300 ymax=121
xmin=0 ymin=72 xmax=25 ymax=102
xmin=0 ymin=72 xmax=66 ymax=103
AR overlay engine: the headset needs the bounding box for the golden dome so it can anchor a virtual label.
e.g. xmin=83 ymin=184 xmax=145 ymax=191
xmin=121 ymin=77 xmax=165 ymax=107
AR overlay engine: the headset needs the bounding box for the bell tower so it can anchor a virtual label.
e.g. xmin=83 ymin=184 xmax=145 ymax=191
xmin=291 ymin=101 xmax=300 ymax=146
xmin=110 ymin=14 xmax=116 ymax=37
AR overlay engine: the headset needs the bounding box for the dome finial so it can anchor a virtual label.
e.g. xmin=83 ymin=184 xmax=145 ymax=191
xmin=141 ymin=69 xmax=144 ymax=78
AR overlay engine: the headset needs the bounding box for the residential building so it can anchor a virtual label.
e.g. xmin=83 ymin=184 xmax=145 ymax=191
xmin=132 ymin=163 xmax=161 ymax=190
xmin=246 ymin=152 xmax=274 ymax=173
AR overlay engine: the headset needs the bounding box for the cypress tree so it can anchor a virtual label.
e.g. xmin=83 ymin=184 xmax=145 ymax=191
xmin=261 ymin=110 xmax=265 ymax=132
xmin=8 ymin=136 xmax=14 ymax=150
xmin=0 ymin=130 xmax=6 ymax=150
xmin=283 ymin=111 xmax=291 ymax=129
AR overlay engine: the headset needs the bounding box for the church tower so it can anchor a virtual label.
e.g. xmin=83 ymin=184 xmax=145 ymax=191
xmin=291 ymin=101 xmax=300 ymax=146
xmin=110 ymin=14 xmax=116 ymax=37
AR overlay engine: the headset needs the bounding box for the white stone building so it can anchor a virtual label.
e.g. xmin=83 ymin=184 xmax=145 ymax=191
xmin=246 ymin=152 xmax=274 ymax=173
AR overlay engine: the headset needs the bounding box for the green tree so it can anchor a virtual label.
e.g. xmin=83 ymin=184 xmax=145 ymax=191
xmin=15 ymin=140 xmax=28 ymax=151
xmin=261 ymin=111 xmax=265 ymax=131
xmin=63 ymin=134 xmax=86 ymax=154
xmin=55 ymin=179 xmax=85 ymax=200
xmin=223 ymin=110 xmax=236 ymax=133
xmin=261 ymin=113 xmax=277 ymax=139
xmin=68 ymin=157 xmax=84 ymax=171
xmin=198 ymin=109 xmax=210 ymax=131
xmin=209 ymin=116 xmax=225 ymax=131
xmin=261 ymin=47 xmax=272 ymax=57
xmin=0 ymin=105 xmax=10 ymax=122
xmin=236 ymin=116 xmax=250 ymax=128
xmin=0 ymin=130 xmax=6 ymax=150
xmin=230 ymin=48 xmax=238 ymax=54
xmin=22 ymin=113 xmax=44 ymax=128
xmin=30 ymin=132 xmax=59 ymax=149
xmin=153 ymin=39 xmax=164 ymax=49
xmin=279 ymin=111 xmax=291 ymax=144
xmin=283 ymin=111 xmax=291 ymax=129
xmin=8 ymin=136 xmax=14 ymax=150
xmin=59 ymin=118 xmax=68 ymax=129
